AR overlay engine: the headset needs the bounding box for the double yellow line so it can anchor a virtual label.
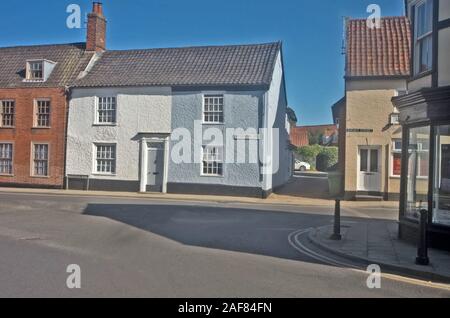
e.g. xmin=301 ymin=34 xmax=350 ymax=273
xmin=288 ymin=228 xmax=450 ymax=292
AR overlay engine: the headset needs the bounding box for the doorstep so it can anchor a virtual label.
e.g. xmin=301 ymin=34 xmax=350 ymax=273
xmin=354 ymin=194 xmax=384 ymax=201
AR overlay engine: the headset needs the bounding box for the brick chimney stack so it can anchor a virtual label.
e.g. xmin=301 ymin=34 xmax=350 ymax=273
xmin=86 ymin=2 xmax=106 ymax=52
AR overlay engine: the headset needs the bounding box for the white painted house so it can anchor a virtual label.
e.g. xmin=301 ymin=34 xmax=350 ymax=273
xmin=65 ymin=3 xmax=292 ymax=197
xmin=66 ymin=86 xmax=172 ymax=192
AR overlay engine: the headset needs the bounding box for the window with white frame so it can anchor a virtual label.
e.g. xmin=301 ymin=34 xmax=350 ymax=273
xmin=414 ymin=0 xmax=433 ymax=75
xmin=390 ymin=113 xmax=400 ymax=125
xmin=404 ymin=136 xmax=430 ymax=178
xmin=203 ymin=95 xmax=224 ymax=124
xmin=0 ymin=143 xmax=13 ymax=175
xmin=97 ymin=97 xmax=117 ymax=124
xmin=0 ymin=100 xmax=15 ymax=127
xmin=392 ymin=139 xmax=402 ymax=176
xmin=202 ymin=146 xmax=223 ymax=176
xmin=33 ymin=144 xmax=49 ymax=177
xmin=35 ymin=99 xmax=51 ymax=127
xmin=95 ymin=144 xmax=116 ymax=174
xmin=391 ymin=138 xmax=430 ymax=177
xmin=27 ymin=61 xmax=43 ymax=80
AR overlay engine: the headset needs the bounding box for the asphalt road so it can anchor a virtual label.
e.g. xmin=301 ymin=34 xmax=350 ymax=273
xmin=276 ymin=171 xmax=330 ymax=199
xmin=0 ymin=191 xmax=449 ymax=298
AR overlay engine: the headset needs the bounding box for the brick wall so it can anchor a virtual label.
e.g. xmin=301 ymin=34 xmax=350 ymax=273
xmin=86 ymin=10 xmax=106 ymax=52
xmin=0 ymin=87 xmax=67 ymax=187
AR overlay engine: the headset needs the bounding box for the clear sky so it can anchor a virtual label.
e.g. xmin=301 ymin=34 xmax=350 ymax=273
xmin=0 ymin=0 xmax=405 ymax=125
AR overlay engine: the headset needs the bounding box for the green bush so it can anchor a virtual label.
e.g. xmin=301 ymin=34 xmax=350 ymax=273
xmin=296 ymin=145 xmax=322 ymax=169
xmin=296 ymin=145 xmax=338 ymax=171
xmin=316 ymin=147 xmax=338 ymax=172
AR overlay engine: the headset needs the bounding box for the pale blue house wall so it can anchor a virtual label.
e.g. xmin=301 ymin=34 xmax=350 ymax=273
xmin=167 ymin=90 xmax=265 ymax=196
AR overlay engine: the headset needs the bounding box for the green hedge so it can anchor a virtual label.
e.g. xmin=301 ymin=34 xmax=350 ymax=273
xmin=296 ymin=145 xmax=338 ymax=171
xmin=316 ymin=147 xmax=338 ymax=172
xmin=296 ymin=145 xmax=321 ymax=169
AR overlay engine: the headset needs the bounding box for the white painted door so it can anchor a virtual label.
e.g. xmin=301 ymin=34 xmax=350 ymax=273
xmin=147 ymin=143 xmax=165 ymax=192
xmin=357 ymin=147 xmax=381 ymax=192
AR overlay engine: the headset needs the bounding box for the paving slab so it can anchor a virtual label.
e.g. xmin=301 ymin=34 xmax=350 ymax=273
xmin=309 ymin=221 xmax=450 ymax=284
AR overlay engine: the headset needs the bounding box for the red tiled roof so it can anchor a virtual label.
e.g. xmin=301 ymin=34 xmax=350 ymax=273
xmin=300 ymin=125 xmax=338 ymax=137
xmin=290 ymin=125 xmax=338 ymax=147
xmin=346 ymin=17 xmax=411 ymax=78
xmin=291 ymin=127 xmax=309 ymax=147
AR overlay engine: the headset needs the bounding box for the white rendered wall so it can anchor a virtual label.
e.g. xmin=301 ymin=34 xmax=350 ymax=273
xmin=263 ymin=51 xmax=290 ymax=191
xmin=66 ymin=86 xmax=172 ymax=181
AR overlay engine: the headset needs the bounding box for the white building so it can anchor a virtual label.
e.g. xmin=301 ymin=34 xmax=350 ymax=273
xmin=65 ymin=3 xmax=292 ymax=198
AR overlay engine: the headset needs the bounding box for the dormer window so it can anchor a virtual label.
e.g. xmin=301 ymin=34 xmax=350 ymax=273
xmin=25 ymin=59 xmax=56 ymax=82
xmin=29 ymin=61 xmax=43 ymax=80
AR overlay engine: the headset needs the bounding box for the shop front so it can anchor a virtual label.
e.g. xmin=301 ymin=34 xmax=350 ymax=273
xmin=393 ymin=86 xmax=450 ymax=250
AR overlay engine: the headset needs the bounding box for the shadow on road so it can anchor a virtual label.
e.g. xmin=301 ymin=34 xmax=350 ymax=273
xmin=274 ymin=173 xmax=330 ymax=199
xmin=84 ymin=203 xmax=332 ymax=264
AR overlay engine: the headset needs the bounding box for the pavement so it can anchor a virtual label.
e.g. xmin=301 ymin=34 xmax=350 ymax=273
xmin=0 ymin=177 xmax=398 ymax=210
xmin=0 ymin=189 xmax=449 ymax=297
xmin=309 ymin=221 xmax=450 ymax=284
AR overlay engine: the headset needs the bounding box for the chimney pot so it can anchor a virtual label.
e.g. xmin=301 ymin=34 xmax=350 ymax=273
xmin=93 ymin=2 xmax=103 ymax=16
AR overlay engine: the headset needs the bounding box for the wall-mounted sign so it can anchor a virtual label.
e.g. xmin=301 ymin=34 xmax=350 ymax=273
xmin=233 ymin=134 xmax=261 ymax=140
xmin=346 ymin=128 xmax=374 ymax=133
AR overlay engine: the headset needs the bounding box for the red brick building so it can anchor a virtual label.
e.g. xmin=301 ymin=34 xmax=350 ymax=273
xmin=290 ymin=124 xmax=338 ymax=147
xmin=0 ymin=4 xmax=104 ymax=188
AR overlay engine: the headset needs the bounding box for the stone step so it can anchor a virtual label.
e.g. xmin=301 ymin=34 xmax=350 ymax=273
xmin=355 ymin=194 xmax=384 ymax=201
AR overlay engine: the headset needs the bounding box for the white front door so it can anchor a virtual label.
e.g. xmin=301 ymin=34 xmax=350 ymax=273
xmin=146 ymin=143 xmax=165 ymax=192
xmin=357 ymin=146 xmax=381 ymax=192
xmin=139 ymin=137 xmax=169 ymax=194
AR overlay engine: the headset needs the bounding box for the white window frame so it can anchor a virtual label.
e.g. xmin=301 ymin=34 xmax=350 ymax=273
xmin=27 ymin=60 xmax=44 ymax=81
xmin=201 ymin=145 xmax=224 ymax=177
xmin=95 ymin=97 xmax=117 ymax=125
xmin=31 ymin=143 xmax=50 ymax=177
xmin=390 ymin=113 xmax=400 ymax=125
xmin=203 ymin=94 xmax=224 ymax=124
xmin=413 ymin=0 xmax=433 ymax=75
xmin=93 ymin=143 xmax=117 ymax=175
xmin=34 ymin=99 xmax=51 ymax=128
xmin=408 ymin=138 xmax=430 ymax=178
xmin=0 ymin=100 xmax=15 ymax=128
xmin=0 ymin=142 xmax=14 ymax=176
xmin=391 ymin=139 xmax=403 ymax=177
xmin=391 ymin=139 xmax=430 ymax=178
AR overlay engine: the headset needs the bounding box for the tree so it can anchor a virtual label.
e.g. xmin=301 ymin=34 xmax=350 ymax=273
xmin=296 ymin=145 xmax=338 ymax=171
xmin=308 ymin=131 xmax=323 ymax=145
xmin=296 ymin=145 xmax=322 ymax=169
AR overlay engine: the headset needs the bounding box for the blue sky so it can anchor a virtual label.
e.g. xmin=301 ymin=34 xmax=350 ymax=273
xmin=0 ymin=0 xmax=404 ymax=125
